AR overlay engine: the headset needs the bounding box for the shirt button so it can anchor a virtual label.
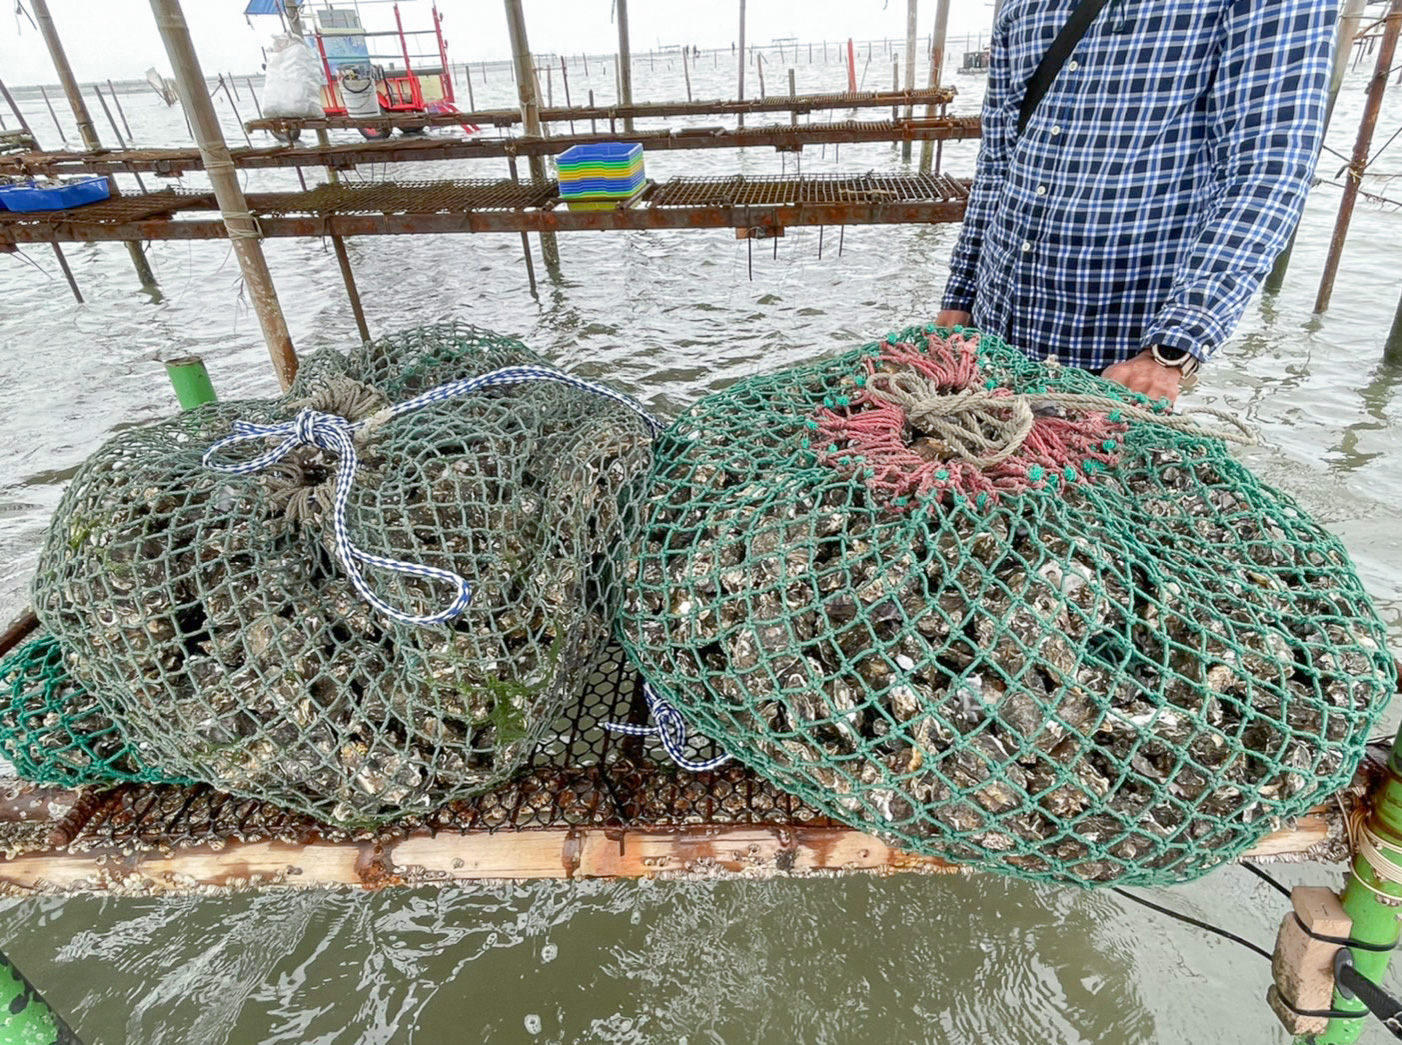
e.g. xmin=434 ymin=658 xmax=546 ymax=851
xmin=1050 ymin=125 xmax=1062 ymax=136
xmin=1021 ymin=241 xmax=1033 ymax=253
xmin=1067 ymin=60 xmax=1079 ymax=71
xmin=1037 ymin=185 xmax=1048 ymax=196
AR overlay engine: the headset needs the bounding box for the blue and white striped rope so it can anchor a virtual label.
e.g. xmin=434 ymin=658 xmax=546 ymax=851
xmin=605 ymin=682 xmax=731 ymax=772
xmin=202 ymin=365 xmax=663 ymax=627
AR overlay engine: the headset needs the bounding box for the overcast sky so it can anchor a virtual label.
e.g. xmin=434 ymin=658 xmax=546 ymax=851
xmin=1 ymin=1 xmax=998 ymax=85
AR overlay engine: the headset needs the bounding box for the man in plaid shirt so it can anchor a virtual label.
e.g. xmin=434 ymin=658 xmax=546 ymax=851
xmin=936 ymin=0 xmax=1338 ymax=403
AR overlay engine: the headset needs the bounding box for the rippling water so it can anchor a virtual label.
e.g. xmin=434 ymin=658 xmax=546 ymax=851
xmin=1 ymin=39 xmax=1401 ymax=1045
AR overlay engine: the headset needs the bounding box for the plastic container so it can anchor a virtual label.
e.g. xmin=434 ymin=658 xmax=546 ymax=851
xmin=0 ymin=178 xmax=111 ymax=213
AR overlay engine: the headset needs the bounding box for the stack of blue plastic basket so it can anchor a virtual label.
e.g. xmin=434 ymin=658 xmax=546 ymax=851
xmin=556 ymin=143 xmax=645 ymax=210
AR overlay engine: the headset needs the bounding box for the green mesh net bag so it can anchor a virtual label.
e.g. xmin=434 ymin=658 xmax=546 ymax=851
xmin=620 ymin=325 xmax=1396 ymax=886
xmin=31 ymin=323 xmax=656 ymax=826
xmin=0 ymin=632 xmax=181 ymax=788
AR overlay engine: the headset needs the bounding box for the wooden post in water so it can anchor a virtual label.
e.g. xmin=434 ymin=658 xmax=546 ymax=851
xmin=892 ymin=59 xmax=899 ymax=123
xmin=616 ymin=0 xmax=634 ymax=131
xmin=150 ymin=0 xmax=298 ymax=388
xmin=560 ymin=56 xmax=574 ymax=132
xmin=847 ymin=38 xmax=857 ymax=92
xmin=464 ymin=61 xmax=476 ymax=111
xmin=330 ymin=236 xmax=371 ymax=344
xmin=503 ymin=0 xmax=560 ymax=270
xmin=737 ymin=0 xmax=747 ymax=128
xmin=682 ymin=46 xmax=692 ymax=101
xmin=38 ymin=85 xmax=66 ymax=144
xmin=1266 ymin=0 xmax=1369 ymax=292
xmin=30 ymin=0 xmax=158 ymax=292
xmin=919 ymin=0 xmax=952 ymax=172
xmin=106 ymin=79 xmax=134 ymax=140
xmin=92 ymin=87 xmax=152 ymax=194
xmin=1385 ymin=293 xmax=1402 ymax=366
xmin=902 ymin=0 xmax=918 ymax=160
xmin=757 ymin=51 xmax=766 ymax=98
xmin=789 ymin=68 xmax=797 ymax=126
xmin=1315 ymin=0 xmax=1402 ymax=314
xmin=246 ymin=77 xmax=262 ymax=119
xmin=49 ymin=242 xmax=83 ymax=303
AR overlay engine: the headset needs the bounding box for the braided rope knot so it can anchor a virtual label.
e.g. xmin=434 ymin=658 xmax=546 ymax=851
xmin=203 ymin=365 xmax=663 ymax=627
xmin=870 ymin=372 xmax=1036 ymax=469
xmin=604 ymin=683 xmax=731 ymax=772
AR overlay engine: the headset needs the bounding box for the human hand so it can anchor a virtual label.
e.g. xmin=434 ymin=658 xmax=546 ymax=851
xmin=935 ymin=309 xmax=973 ymax=329
xmin=1102 ymin=349 xmax=1184 ymax=406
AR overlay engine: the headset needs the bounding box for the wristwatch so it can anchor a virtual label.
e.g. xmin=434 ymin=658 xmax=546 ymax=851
xmin=1149 ymin=343 xmax=1201 ymax=379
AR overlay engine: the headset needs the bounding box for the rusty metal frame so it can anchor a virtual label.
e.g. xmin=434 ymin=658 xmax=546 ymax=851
xmin=244 ymin=86 xmax=960 ymax=134
xmin=1 ymin=118 xmax=982 ymax=179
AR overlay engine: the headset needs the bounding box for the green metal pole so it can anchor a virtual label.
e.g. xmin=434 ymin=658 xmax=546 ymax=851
xmin=1312 ymin=738 xmax=1402 ymax=1044
xmin=164 ymin=356 xmax=217 ymax=411
xmin=0 ymin=948 xmax=79 ymax=1044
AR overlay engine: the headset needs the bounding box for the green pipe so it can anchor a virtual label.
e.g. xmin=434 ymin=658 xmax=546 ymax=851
xmin=0 ymin=948 xmax=78 ymax=1044
xmin=163 ymin=356 xmax=217 ymax=412
xmin=1312 ymin=740 xmax=1402 ymax=1044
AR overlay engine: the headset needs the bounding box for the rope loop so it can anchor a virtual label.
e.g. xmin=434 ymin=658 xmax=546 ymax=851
xmin=605 ymin=683 xmax=732 ymax=772
xmin=204 ymin=365 xmax=663 ymax=627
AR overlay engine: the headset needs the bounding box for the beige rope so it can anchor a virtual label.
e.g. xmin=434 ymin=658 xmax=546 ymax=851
xmin=865 ymin=370 xmax=1260 ymax=469
xmin=1354 ymin=824 xmax=1402 ymax=904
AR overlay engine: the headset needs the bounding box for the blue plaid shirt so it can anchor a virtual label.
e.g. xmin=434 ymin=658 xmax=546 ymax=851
xmin=943 ymin=0 xmax=1337 ymax=370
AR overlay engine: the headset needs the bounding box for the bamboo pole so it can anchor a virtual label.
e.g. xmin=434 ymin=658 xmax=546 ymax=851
xmin=38 ymin=85 xmax=66 ymax=145
xmin=217 ymin=75 xmax=253 ymax=147
xmin=106 ymin=79 xmax=134 ymax=140
xmin=0 ymin=79 xmax=33 ymax=139
xmin=503 ymin=0 xmax=559 ymax=269
xmin=246 ymin=77 xmax=262 ymax=119
xmin=616 ymin=0 xmax=634 ymax=132
xmin=149 ymin=0 xmax=298 ymax=389
xmin=903 ymin=0 xmax=918 ymax=160
xmin=1266 ymin=0 xmax=1369 ymax=292
xmin=1315 ymin=0 xmax=1402 ymax=313
xmin=30 ymin=0 xmax=158 ymax=291
xmin=737 ymin=0 xmax=747 ymax=128
xmin=919 ymin=0 xmax=952 ymax=172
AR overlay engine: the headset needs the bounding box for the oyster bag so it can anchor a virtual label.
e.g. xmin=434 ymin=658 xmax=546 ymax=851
xmin=620 ymin=326 xmax=1395 ymax=886
xmin=31 ymin=324 xmax=654 ymax=826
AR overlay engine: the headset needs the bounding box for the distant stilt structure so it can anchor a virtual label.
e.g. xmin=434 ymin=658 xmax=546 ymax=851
xmin=1315 ymin=0 xmax=1402 ymax=313
xmin=30 ymin=0 xmax=159 ymax=292
xmin=149 ymin=0 xmax=298 ymax=388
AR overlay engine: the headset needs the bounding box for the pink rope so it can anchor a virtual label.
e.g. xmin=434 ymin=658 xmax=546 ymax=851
xmin=814 ymin=332 xmax=1126 ymax=506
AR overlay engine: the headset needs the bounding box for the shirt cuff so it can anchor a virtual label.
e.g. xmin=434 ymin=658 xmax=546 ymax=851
xmin=942 ymin=277 xmax=977 ymax=313
xmin=1143 ymin=304 xmax=1220 ymax=364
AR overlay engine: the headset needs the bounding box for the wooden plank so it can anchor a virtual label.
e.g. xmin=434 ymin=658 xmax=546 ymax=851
xmin=0 ymin=812 xmax=1349 ymax=896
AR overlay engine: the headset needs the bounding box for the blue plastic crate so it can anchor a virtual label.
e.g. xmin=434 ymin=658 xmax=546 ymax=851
xmin=0 ymin=178 xmax=111 ymax=213
xmin=556 ymin=142 xmax=643 ymax=169
xmin=559 ymin=171 xmax=647 ymax=201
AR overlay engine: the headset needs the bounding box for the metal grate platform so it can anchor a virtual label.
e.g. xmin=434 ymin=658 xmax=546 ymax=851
xmin=647 ymin=173 xmax=968 ymax=208
xmin=245 ymin=180 xmax=558 ymax=217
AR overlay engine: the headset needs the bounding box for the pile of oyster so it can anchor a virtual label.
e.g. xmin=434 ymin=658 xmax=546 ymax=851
xmin=31 ymin=327 xmax=654 ymax=826
xmin=624 ymin=351 xmax=1394 ymax=884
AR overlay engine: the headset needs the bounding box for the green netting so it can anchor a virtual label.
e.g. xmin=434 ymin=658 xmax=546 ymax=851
xmin=0 ymin=633 xmax=181 ymax=788
xmin=30 ymin=323 xmax=655 ymax=827
xmin=620 ymin=326 xmax=1397 ymax=887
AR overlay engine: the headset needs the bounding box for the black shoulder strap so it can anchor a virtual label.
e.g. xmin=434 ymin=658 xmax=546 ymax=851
xmin=1017 ymin=0 xmax=1116 ymax=135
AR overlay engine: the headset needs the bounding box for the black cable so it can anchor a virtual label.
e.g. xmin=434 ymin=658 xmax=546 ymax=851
xmin=1338 ymin=962 xmax=1402 ymax=1040
xmin=1110 ymin=887 xmax=1273 ymax=961
xmin=1241 ymin=860 xmax=1291 ymax=898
